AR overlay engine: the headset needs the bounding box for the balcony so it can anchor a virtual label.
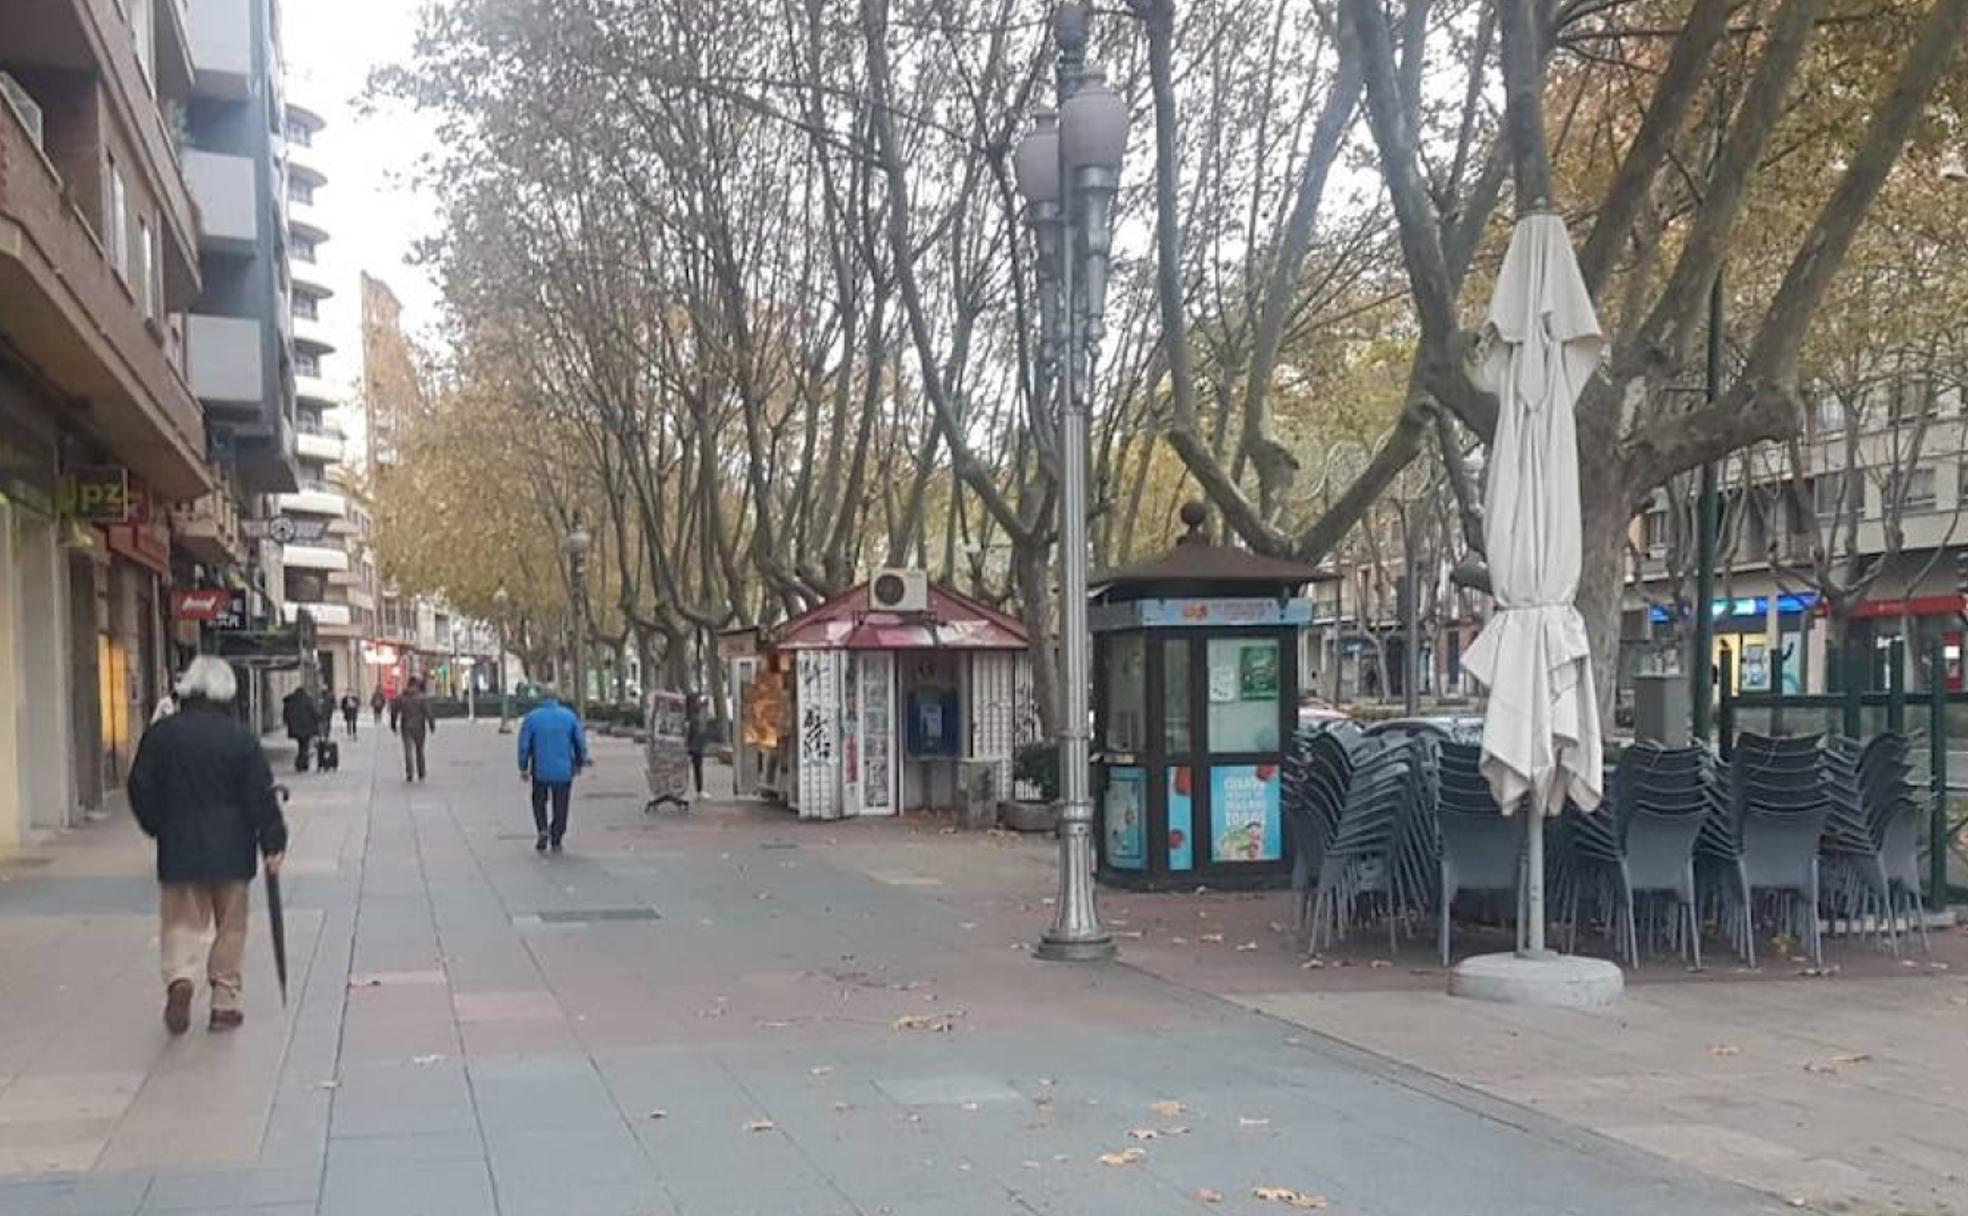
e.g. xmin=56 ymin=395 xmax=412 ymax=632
xmin=281 ymin=543 xmax=349 ymax=573
xmin=234 ymin=416 xmax=299 ymax=495
xmin=188 ymin=0 xmax=254 ymax=100
xmin=0 ymin=91 xmax=209 ymax=499
xmin=294 ymin=370 xmax=341 ymax=405
xmin=182 ymin=148 xmax=257 ymax=252
xmin=277 ymin=486 xmax=347 ymax=518
xmin=170 ymin=488 xmax=245 ymax=567
xmin=284 ymin=601 xmax=353 ymax=630
xmin=292 ymin=309 xmax=336 ymax=354
xmin=295 ymin=429 xmax=341 ymax=462
xmin=186 ymin=313 xmax=265 ymax=409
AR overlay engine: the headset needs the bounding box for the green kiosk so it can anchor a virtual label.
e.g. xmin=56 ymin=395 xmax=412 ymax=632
xmin=1091 ymin=502 xmax=1328 ymax=890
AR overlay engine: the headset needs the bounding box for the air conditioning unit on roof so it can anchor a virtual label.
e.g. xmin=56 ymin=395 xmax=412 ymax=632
xmin=870 ymin=568 xmax=929 ymax=613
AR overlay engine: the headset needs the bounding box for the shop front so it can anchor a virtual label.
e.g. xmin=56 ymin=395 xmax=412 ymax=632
xmin=1090 ymin=504 xmax=1325 ymax=891
xmin=766 ymin=580 xmax=1035 ymax=821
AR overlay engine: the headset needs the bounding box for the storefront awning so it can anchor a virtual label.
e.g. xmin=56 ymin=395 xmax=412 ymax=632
xmin=768 ymin=581 xmax=1028 ymax=652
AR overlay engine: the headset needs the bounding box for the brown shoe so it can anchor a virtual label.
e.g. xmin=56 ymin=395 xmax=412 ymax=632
xmin=164 ymin=980 xmax=193 ymax=1036
xmin=209 ymin=1008 xmax=244 ymax=1032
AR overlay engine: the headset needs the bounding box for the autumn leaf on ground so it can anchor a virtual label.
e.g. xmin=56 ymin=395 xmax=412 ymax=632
xmin=1149 ymin=1100 xmax=1186 ymax=1117
xmin=1097 ymin=1148 xmax=1147 ymax=1166
xmin=1254 ymin=1186 xmax=1329 ymax=1208
xmin=646 ymin=1109 xmax=668 ymax=1120
xmin=1239 ymin=1116 xmax=1272 ymax=1127
xmin=1707 ymin=1044 xmax=1741 ymax=1057
xmin=1236 ymin=941 xmax=1260 ymax=952
xmin=1199 ymin=933 xmax=1226 ymax=943
xmin=1127 ymin=1127 xmax=1159 ymax=1140
xmin=892 ymin=1011 xmax=961 ymax=1032
xmin=743 ymin=1119 xmax=776 ymax=1133
xmin=1198 ymin=1188 xmax=1224 ymax=1203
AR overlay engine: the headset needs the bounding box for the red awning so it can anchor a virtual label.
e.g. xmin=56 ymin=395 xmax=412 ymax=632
xmin=768 ymin=582 xmax=1029 ymax=652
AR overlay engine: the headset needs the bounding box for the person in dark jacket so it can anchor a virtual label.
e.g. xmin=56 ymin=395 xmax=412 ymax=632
xmin=370 ymin=688 xmax=386 ymax=725
xmin=684 ymin=693 xmax=711 ymax=796
xmin=518 ymin=686 xmax=588 ymax=852
xmin=128 ymin=656 xmax=287 ymax=1034
xmin=281 ymin=686 xmax=322 ymax=772
xmin=339 ymin=692 xmax=361 ymax=739
xmin=390 ymin=678 xmax=437 ymax=781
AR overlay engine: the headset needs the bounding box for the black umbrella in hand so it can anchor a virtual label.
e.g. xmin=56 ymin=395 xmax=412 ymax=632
xmin=268 ymin=784 xmax=291 ymax=1006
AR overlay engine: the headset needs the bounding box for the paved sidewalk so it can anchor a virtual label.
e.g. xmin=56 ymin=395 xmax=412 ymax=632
xmin=0 ymin=722 xmax=1806 ymax=1214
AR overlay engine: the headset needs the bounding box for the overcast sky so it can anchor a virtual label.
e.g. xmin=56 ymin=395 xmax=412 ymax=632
xmin=283 ymin=0 xmax=445 ymax=343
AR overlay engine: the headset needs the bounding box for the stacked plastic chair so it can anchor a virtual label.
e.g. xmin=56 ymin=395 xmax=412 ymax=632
xmin=1434 ymin=740 xmax=1521 ymax=965
xmin=1282 ymin=722 xmax=1360 ymax=934
xmin=1305 ymin=733 xmax=1437 ymax=956
xmin=1699 ymin=732 xmax=1832 ymax=968
xmin=1821 ymin=732 xmax=1928 ymax=953
xmin=1562 ymin=743 xmax=1709 ymax=968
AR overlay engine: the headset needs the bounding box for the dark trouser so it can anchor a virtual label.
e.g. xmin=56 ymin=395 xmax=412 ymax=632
xmin=372 ymin=706 xmax=383 ymax=723
xmin=294 ymin=736 xmax=313 ymax=772
xmin=402 ymin=732 xmax=427 ymax=780
xmin=531 ymin=781 xmax=572 ymax=842
xmin=344 ymin=711 xmax=358 ymax=738
xmin=690 ymin=752 xmax=705 ymax=795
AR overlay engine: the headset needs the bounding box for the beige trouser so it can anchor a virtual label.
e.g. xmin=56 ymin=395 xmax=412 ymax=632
xmin=159 ymin=881 xmax=251 ymax=1012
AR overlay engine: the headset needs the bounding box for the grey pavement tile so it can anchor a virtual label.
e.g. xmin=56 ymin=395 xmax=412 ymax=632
xmin=0 ymin=1171 xmax=151 ymax=1216
xmin=318 ymin=1157 xmax=495 ymax=1216
xmin=139 ymin=1164 xmax=320 ymax=1212
xmin=324 ymin=1130 xmax=484 ymax=1170
xmin=325 ymin=1062 xmax=476 ymax=1139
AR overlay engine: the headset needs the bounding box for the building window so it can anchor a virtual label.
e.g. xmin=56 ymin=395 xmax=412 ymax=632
xmin=293 ymin=292 xmax=319 ymax=321
xmin=137 ymin=217 xmax=155 ymax=318
xmin=1813 ymin=395 xmax=1845 ymax=436
xmin=130 ymin=0 xmax=155 ymax=93
xmin=295 ymin=350 xmax=321 ymax=378
xmin=288 ymin=177 xmax=314 ymax=206
xmin=285 ymin=119 xmax=312 ymax=148
xmin=1642 ymin=503 xmax=1669 ymax=554
xmin=1814 ymin=471 xmax=1862 ymax=519
xmin=1892 ymin=467 xmax=1936 ymax=514
xmin=106 ymin=160 xmax=129 ymax=279
xmin=292 ymin=235 xmax=317 ymax=263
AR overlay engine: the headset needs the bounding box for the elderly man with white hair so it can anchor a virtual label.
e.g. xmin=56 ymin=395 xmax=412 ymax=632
xmin=127 ymin=656 xmax=289 ymax=1035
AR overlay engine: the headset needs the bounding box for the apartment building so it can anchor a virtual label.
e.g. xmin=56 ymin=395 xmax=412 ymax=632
xmin=0 ymin=0 xmax=218 ymax=845
xmin=273 ymin=99 xmax=379 ymax=698
xmin=1626 ymin=386 xmax=1968 ymax=696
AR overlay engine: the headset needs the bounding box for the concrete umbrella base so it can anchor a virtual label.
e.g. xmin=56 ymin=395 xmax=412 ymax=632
xmin=1448 ymin=952 xmax=1624 ymax=1008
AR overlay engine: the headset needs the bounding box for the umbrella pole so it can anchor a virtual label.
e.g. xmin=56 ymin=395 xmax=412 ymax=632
xmin=1522 ymin=803 xmax=1546 ymax=957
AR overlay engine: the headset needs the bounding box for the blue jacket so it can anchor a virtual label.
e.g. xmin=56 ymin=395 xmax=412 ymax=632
xmin=518 ymin=699 xmax=588 ymax=784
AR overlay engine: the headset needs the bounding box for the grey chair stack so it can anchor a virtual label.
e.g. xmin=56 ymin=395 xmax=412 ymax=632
xmin=1305 ymin=733 xmax=1437 ymax=956
xmin=1564 ymin=743 xmax=1708 ymax=968
xmin=1434 ymin=740 xmax=1521 ymax=965
xmin=1283 ymin=721 xmax=1360 ymax=934
xmin=1700 ymin=732 xmax=1832 ymax=968
xmin=1822 ymin=732 xmax=1928 ymax=953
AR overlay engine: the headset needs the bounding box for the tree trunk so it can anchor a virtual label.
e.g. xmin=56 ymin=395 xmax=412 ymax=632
xmin=1575 ymin=477 xmax=1633 ymax=730
xmin=1012 ymin=539 xmax=1062 ymax=737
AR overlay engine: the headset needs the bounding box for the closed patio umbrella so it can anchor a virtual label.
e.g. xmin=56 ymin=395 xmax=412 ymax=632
xmin=1461 ymin=211 xmax=1604 ymax=957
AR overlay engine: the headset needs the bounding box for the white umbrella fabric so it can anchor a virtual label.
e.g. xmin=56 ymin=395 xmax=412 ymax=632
xmin=1462 ymin=212 xmax=1604 ymax=952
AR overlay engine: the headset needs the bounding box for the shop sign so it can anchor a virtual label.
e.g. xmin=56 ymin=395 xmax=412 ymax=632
xmin=242 ymin=516 xmax=329 ymax=543
xmin=172 ymin=587 xmax=247 ymax=628
xmin=1125 ymin=598 xmax=1313 ymax=629
xmin=60 ymin=466 xmax=131 ymax=522
xmin=362 ymin=642 xmax=401 ymax=666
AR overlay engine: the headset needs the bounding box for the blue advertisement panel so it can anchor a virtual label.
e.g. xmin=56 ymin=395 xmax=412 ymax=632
xmin=1167 ymin=766 xmax=1195 ymax=871
xmin=1209 ymin=763 xmax=1283 ymax=863
xmin=1103 ymin=766 xmax=1147 ymax=870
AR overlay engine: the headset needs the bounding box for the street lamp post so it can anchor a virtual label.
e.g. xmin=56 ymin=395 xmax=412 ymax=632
xmin=493 ymin=585 xmax=513 ymax=734
xmin=1015 ymin=2 xmax=1126 ymax=963
xmin=566 ymin=517 xmax=593 ymax=721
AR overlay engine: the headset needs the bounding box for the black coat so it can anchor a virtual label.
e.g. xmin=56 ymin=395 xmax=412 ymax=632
xmin=282 ymin=689 xmax=321 ymax=739
xmin=129 ymin=701 xmax=289 ymax=883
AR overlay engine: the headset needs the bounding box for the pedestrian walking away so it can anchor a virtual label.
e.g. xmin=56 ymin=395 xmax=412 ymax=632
xmin=370 ymin=688 xmax=386 ymax=724
xmin=339 ymin=692 xmax=361 ymax=739
xmin=391 ymin=678 xmax=437 ymax=781
xmin=127 ymin=656 xmax=287 ymax=1034
xmin=685 ymin=692 xmax=711 ymax=796
xmin=281 ymin=685 xmax=322 ymax=773
xmin=518 ymin=685 xmax=588 ymax=853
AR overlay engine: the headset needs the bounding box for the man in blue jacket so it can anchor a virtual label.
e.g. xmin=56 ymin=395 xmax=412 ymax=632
xmin=518 ymin=685 xmax=588 ymax=853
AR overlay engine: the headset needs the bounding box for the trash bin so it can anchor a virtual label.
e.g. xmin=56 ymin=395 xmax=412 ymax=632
xmin=956 ymin=759 xmax=998 ymax=831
